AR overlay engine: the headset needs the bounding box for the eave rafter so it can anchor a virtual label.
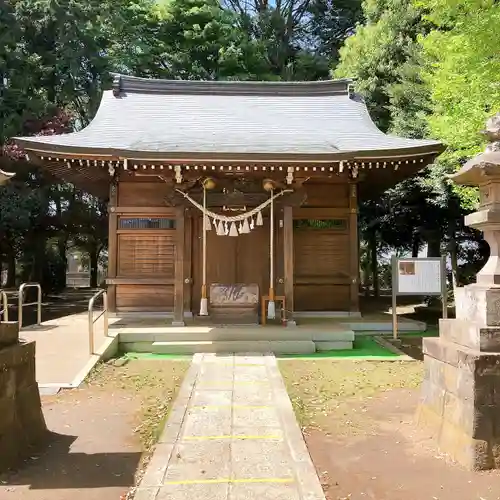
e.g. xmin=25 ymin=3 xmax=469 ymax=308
xmin=23 ymin=148 xmax=440 ymax=200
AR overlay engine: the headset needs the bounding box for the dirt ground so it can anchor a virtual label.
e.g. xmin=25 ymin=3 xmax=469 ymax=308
xmin=0 ymin=358 xmax=189 ymax=500
xmin=280 ymin=360 xmax=500 ymax=500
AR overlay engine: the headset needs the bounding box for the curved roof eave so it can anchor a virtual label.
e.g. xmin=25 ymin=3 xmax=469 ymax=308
xmin=13 ymin=75 xmax=444 ymax=162
xmin=15 ymin=141 xmax=444 ymax=162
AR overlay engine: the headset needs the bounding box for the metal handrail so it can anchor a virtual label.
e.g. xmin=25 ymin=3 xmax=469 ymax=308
xmin=0 ymin=290 xmax=8 ymax=321
xmin=88 ymin=289 xmax=109 ymax=354
xmin=18 ymin=283 xmax=42 ymax=329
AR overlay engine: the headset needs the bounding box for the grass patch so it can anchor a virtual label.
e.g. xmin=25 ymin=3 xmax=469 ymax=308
xmin=279 ymin=360 xmax=423 ymax=435
xmin=87 ymin=358 xmax=189 ymax=451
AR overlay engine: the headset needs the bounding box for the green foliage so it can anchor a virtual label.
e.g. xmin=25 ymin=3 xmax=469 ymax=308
xmin=334 ymin=0 xmax=489 ymax=287
xmin=335 ymin=0 xmax=425 ymax=131
xmin=0 ymin=0 xmax=364 ymax=289
xmin=418 ymin=0 xmax=500 ymax=158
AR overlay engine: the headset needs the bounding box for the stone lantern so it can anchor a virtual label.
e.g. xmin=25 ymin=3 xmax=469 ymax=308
xmin=418 ymin=113 xmax=500 ymax=470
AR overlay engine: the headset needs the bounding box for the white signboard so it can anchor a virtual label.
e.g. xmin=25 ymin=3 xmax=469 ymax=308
xmin=396 ymin=259 xmax=442 ymax=295
xmin=391 ymin=256 xmax=447 ymax=340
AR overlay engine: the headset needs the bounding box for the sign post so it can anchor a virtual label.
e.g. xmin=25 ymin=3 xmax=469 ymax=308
xmin=391 ymin=256 xmax=447 ymax=340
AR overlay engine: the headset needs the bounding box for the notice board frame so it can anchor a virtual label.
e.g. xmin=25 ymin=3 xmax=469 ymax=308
xmin=391 ymin=256 xmax=447 ymax=340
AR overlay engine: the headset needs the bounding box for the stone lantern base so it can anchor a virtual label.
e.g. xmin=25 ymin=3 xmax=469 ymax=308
xmin=418 ymin=284 xmax=500 ymax=470
xmin=0 ymin=322 xmax=48 ymax=472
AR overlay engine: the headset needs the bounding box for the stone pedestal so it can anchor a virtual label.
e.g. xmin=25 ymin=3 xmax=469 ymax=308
xmin=418 ymin=113 xmax=500 ymax=470
xmin=418 ymin=298 xmax=500 ymax=469
xmin=0 ymin=322 xmax=48 ymax=472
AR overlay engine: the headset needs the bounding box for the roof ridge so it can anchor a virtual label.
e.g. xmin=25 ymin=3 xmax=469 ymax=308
xmin=111 ymin=73 xmax=353 ymax=97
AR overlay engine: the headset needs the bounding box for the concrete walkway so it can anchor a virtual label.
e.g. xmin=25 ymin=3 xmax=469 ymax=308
xmin=20 ymin=313 xmax=118 ymax=388
xmin=134 ymin=352 xmax=326 ymax=500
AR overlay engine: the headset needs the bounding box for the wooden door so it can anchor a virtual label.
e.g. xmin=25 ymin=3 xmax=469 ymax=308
xmin=191 ymin=215 xmax=277 ymax=312
xmin=235 ymin=219 xmax=270 ymax=297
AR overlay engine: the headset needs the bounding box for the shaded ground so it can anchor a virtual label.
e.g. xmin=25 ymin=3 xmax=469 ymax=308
xmin=361 ymin=294 xmax=448 ymax=327
xmin=280 ymin=360 xmax=500 ymax=500
xmin=386 ymin=335 xmax=427 ymax=360
xmin=2 ymin=288 xmax=97 ymax=327
xmin=0 ymin=358 xmax=189 ymax=500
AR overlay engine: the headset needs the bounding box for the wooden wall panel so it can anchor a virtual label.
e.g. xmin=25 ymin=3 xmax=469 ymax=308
xmin=118 ymin=182 xmax=171 ymax=207
xmin=304 ymin=184 xmax=349 ymax=207
xmin=117 ymin=233 xmax=175 ymax=276
xmin=294 ymin=285 xmax=350 ymax=311
xmin=294 ymin=230 xmax=349 ymax=279
xmin=293 ymin=227 xmax=351 ymax=311
xmin=116 ymin=284 xmax=174 ymax=310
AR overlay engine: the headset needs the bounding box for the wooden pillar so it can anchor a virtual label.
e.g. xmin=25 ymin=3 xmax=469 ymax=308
xmin=283 ymin=205 xmax=296 ymax=326
xmin=183 ymin=214 xmax=193 ymax=314
xmin=349 ymin=182 xmax=360 ymax=312
xmin=173 ymin=206 xmax=185 ymax=326
xmin=107 ymin=182 xmax=118 ymax=313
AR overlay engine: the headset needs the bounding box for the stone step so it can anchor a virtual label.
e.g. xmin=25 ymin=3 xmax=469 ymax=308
xmin=151 ymin=340 xmax=316 ymax=354
xmin=117 ymin=327 xmax=354 ymax=343
xmin=316 ymin=341 xmax=353 ymax=351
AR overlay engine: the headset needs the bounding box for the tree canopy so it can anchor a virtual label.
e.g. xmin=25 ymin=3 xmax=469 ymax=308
xmin=0 ymin=0 xmax=498 ymax=294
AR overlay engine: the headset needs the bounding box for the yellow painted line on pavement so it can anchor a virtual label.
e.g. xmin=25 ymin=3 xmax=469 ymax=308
xmin=183 ymin=435 xmax=282 ymax=441
xmin=202 ymin=363 xmax=267 ymax=367
xmin=197 ymin=380 xmax=269 ymax=385
xmin=191 ymin=405 xmax=272 ymax=410
xmin=165 ymin=477 xmax=294 ymax=485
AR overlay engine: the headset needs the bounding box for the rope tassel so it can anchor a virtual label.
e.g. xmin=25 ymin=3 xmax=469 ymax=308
xmin=204 ymin=215 xmax=211 ymax=231
xmin=229 ymin=222 xmax=238 ymax=237
xmin=256 ymin=211 xmax=263 ymax=226
xmin=241 ymin=218 xmax=250 ymax=234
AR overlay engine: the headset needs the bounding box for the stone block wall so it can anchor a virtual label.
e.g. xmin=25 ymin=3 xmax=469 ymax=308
xmin=418 ymin=330 xmax=500 ymax=470
xmin=0 ymin=322 xmax=47 ymax=472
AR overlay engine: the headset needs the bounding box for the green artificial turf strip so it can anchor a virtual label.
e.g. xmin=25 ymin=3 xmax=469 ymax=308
xmin=120 ymin=332 xmax=440 ymax=360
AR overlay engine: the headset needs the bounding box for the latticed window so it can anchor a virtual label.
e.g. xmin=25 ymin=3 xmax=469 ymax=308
xmin=293 ymin=219 xmax=347 ymax=230
xmin=118 ymin=218 xmax=176 ymax=229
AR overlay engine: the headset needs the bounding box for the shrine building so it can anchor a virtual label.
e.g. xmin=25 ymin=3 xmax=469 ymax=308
xmin=14 ymin=75 xmax=444 ymax=327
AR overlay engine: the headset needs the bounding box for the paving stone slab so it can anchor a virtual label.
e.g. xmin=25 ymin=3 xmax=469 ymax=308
xmin=135 ymin=352 xmax=325 ymax=500
xmin=191 ymin=389 xmax=233 ymax=406
xmin=228 ymin=482 xmax=300 ymax=500
xmin=232 ymin=406 xmax=281 ymax=428
xmin=164 ymin=441 xmax=231 ymax=482
xmin=156 ymin=483 xmax=229 ymax=500
xmin=181 ymin=408 xmax=232 ymax=438
xmin=230 ymin=440 xmax=294 ymax=479
xmin=232 ymin=384 xmax=275 ymax=405
xmin=231 ymin=426 xmax=284 ymax=440
xmin=233 ymin=365 xmax=268 ymax=382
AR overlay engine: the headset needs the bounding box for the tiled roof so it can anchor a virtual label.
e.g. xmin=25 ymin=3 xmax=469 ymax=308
xmin=15 ymin=75 xmax=442 ymax=158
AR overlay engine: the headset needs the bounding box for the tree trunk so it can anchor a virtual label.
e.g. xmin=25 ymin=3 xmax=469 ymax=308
xmin=412 ymin=234 xmax=420 ymax=258
xmin=369 ymin=230 xmax=379 ymax=297
xmin=89 ymin=247 xmax=99 ymax=288
xmin=6 ymin=249 xmax=16 ymax=288
xmin=57 ymin=237 xmax=68 ymax=289
xmin=426 ymin=230 xmax=442 ymax=258
xmin=448 ymin=227 xmax=459 ymax=291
